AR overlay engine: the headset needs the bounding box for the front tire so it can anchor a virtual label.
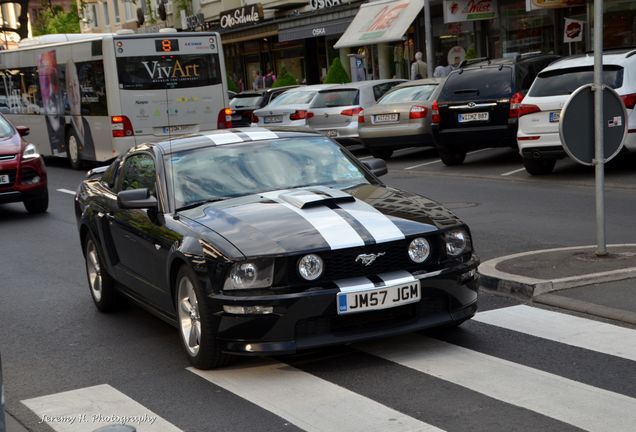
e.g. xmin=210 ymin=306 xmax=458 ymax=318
xmin=523 ymin=158 xmax=556 ymax=175
xmin=66 ymin=130 xmax=83 ymax=170
xmin=23 ymin=188 xmax=48 ymax=214
xmin=176 ymin=266 xmax=229 ymax=369
xmin=84 ymin=233 xmax=117 ymax=312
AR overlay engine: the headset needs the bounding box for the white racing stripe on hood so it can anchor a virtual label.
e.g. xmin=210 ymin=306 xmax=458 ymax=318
xmin=262 ymin=191 xmax=365 ymax=250
xmin=377 ymin=271 xmax=417 ymax=285
xmin=243 ymin=129 xmax=279 ymax=140
xmin=335 ymin=271 xmax=417 ymax=293
xmin=204 ymin=131 xmax=244 ymax=145
xmin=338 ymin=199 xmax=405 ymax=243
xmin=334 ymin=277 xmax=376 ymax=293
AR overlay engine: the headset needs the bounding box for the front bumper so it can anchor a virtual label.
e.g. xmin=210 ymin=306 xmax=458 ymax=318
xmin=433 ymin=124 xmax=516 ymax=149
xmin=208 ymin=256 xmax=479 ymax=355
xmin=0 ymin=156 xmax=47 ymax=204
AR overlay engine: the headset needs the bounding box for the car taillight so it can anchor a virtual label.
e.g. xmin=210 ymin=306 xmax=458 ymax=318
xmin=621 ymin=93 xmax=636 ymax=109
xmin=409 ymin=105 xmax=428 ymax=119
xmin=217 ymin=108 xmax=232 ymax=129
xmin=111 ymin=115 xmax=133 ymax=138
xmin=290 ymin=110 xmax=313 ymax=120
xmin=509 ymin=91 xmax=540 ymax=118
xmin=250 ymin=112 xmax=259 ymax=124
xmin=358 ymin=109 xmax=365 ymax=123
xmin=431 ymin=100 xmax=440 ymax=125
xmin=341 ymin=107 xmax=364 ymax=117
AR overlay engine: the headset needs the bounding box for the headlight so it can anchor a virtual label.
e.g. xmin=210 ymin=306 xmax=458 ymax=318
xmin=444 ymin=228 xmax=471 ymax=257
xmin=223 ymin=259 xmax=274 ymax=290
xmin=297 ymin=254 xmax=323 ymax=281
xmin=22 ymin=143 xmax=39 ymax=160
xmin=408 ymin=237 xmax=431 ymax=263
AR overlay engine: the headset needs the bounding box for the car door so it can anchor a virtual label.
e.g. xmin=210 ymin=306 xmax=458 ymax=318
xmin=108 ymin=151 xmax=173 ymax=308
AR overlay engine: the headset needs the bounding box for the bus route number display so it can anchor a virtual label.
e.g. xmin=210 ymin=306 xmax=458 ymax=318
xmin=155 ymin=39 xmax=180 ymax=53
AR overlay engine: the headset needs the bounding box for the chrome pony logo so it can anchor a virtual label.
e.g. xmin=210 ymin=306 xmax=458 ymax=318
xmin=355 ymin=252 xmax=386 ymax=266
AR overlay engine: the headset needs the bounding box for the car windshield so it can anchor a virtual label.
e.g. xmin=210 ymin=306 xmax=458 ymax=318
xmin=230 ymin=95 xmax=263 ymax=109
xmin=267 ymin=91 xmax=316 ymax=106
xmin=379 ymin=84 xmax=437 ymax=104
xmin=0 ymin=115 xmax=13 ymax=139
xmin=439 ymin=67 xmax=513 ymax=101
xmin=529 ymin=66 xmax=624 ymax=97
xmin=167 ymin=136 xmax=370 ymax=209
xmin=312 ymin=90 xmax=359 ymax=108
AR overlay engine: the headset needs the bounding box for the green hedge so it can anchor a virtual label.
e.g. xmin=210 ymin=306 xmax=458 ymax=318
xmin=324 ymin=58 xmax=350 ymax=84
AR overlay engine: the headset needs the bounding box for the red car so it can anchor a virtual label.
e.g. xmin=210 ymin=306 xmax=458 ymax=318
xmin=0 ymin=114 xmax=48 ymax=213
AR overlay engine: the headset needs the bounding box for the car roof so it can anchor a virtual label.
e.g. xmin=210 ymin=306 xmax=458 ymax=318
xmin=152 ymin=127 xmax=321 ymax=155
xmin=392 ymin=78 xmax=443 ymax=89
xmin=291 ymin=84 xmax=339 ymax=92
xmin=541 ymin=49 xmax=636 ymax=72
xmin=318 ymin=79 xmax=407 ymax=91
xmin=462 ymin=53 xmax=560 ymax=70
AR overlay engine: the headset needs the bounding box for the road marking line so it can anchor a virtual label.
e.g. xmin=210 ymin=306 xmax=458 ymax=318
xmin=358 ymin=335 xmax=636 ymax=432
xmin=475 ymin=305 xmax=636 ymax=361
xmin=501 ymin=167 xmax=526 ymax=176
xmin=404 ymin=149 xmax=496 ymax=170
xmin=22 ymin=384 xmax=184 ymax=432
xmin=56 ymin=189 xmax=76 ymax=195
xmin=189 ymin=360 xmax=444 ymax=432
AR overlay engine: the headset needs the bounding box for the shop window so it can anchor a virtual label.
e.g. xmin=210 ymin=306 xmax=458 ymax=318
xmin=604 ymin=0 xmax=636 ymax=49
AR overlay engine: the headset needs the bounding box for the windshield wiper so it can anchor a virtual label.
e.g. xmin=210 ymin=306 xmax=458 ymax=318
xmin=176 ymin=198 xmax=226 ymax=212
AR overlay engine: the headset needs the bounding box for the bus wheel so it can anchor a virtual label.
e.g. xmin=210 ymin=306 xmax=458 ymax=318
xmin=66 ymin=131 xmax=83 ymax=170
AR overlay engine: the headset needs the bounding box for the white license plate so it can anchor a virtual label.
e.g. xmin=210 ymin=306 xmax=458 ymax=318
xmin=337 ymin=280 xmax=421 ymax=315
xmin=0 ymin=174 xmax=9 ymax=185
xmin=162 ymin=125 xmax=193 ymax=134
xmin=549 ymin=111 xmax=561 ymax=123
xmin=324 ymin=129 xmax=338 ymax=137
xmin=374 ymin=113 xmax=399 ymax=123
xmin=231 ymin=115 xmax=242 ymax=121
xmin=458 ymin=112 xmax=489 ymax=123
xmin=264 ymin=115 xmax=282 ymax=124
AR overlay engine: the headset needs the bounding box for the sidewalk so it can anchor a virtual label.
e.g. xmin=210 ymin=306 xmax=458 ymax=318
xmin=479 ymin=244 xmax=636 ymax=326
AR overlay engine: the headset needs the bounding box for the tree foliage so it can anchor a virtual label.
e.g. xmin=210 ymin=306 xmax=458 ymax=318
xmin=32 ymin=1 xmax=80 ymax=36
xmin=272 ymin=67 xmax=297 ymax=88
xmin=324 ymin=58 xmax=350 ymax=84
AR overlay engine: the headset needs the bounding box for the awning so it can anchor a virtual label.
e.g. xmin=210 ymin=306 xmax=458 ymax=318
xmin=334 ymin=0 xmax=424 ymax=49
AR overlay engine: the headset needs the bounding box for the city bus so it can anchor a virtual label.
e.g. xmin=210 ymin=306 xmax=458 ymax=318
xmin=0 ymin=30 xmax=231 ymax=168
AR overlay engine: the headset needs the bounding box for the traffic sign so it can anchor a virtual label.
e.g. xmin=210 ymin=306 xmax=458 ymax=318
xmin=559 ymin=84 xmax=627 ymax=165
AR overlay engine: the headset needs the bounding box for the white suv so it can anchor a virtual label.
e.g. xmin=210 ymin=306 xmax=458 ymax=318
xmin=516 ymin=49 xmax=636 ymax=175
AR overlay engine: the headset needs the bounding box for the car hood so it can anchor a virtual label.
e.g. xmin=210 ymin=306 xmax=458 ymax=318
xmin=180 ymin=184 xmax=462 ymax=256
xmin=0 ymin=133 xmax=22 ymax=155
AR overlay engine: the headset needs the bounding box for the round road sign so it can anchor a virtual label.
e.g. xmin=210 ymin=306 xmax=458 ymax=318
xmin=559 ymin=84 xmax=627 ymax=166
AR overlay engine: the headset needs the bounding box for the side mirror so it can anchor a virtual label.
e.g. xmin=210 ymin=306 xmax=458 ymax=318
xmin=117 ymin=188 xmax=158 ymax=210
xmin=16 ymin=126 xmax=29 ymax=137
xmin=361 ymin=158 xmax=388 ymax=177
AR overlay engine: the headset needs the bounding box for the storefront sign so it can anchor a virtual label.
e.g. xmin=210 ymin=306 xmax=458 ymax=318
xmin=309 ymin=0 xmax=349 ymax=11
xmin=443 ymin=0 xmax=497 ymax=24
xmin=220 ymin=4 xmax=264 ymax=29
xmin=564 ymin=18 xmax=584 ymax=43
xmin=279 ymin=19 xmax=352 ymax=42
xmin=526 ymin=0 xmax=584 ymax=11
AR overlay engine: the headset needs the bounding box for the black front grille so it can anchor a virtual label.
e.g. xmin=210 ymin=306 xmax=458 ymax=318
xmin=0 ymin=168 xmax=17 ymax=188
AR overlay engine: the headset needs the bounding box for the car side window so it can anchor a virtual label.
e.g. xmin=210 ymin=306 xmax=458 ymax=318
xmin=120 ymin=153 xmax=157 ymax=196
xmin=101 ymin=157 xmax=122 ymax=189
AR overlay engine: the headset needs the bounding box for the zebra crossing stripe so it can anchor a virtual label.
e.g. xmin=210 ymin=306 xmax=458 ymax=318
xmin=188 ymin=360 xmax=445 ymax=432
xmin=358 ymin=335 xmax=636 ymax=432
xmin=474 ymin=305 xmax=636 ymax=362
xmin=21 ymin=384 xmax=183 ymax=432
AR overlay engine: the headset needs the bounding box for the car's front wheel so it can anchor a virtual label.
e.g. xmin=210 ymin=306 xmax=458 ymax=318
xmin=176 ymin=266 xmax=229 ymax=369
xmin=23 ymin=188 xmax=48 ymax=214
xmin=523 ymin=157 xmax=556 ymax=175
xmin=84 ymin=234 xmax=117 ymax=312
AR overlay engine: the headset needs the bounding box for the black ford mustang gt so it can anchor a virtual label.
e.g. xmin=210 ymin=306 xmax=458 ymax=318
xmin=75 ymin=127 xmax=479 ymax=369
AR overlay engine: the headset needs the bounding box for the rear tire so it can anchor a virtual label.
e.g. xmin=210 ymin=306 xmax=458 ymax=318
xmin=66 ymin=130 xmax=83 ymax=170
xmin=84 ymin=233 xmax=117 ymax=312
xmin=370 ymin=148 xmax=394 ymax=160
xmin=438 ymin=146 xmax=466 ymax=166
xmin=523 ymin=158 xmax=556 ymax=175
xmin=176 ymin=265 xmax=229 ymax=369
xmin=23 ymin=188 xmax=48 ymax=214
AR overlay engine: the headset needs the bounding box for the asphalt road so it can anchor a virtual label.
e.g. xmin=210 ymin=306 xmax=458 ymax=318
xmin=1 ymin=148 xmax=636 ymax=432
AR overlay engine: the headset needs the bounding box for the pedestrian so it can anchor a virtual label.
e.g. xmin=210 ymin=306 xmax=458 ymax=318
xmin=433 ymin=58 xmax=451 ymax=78
xmin=264 ymin=69 xmax=276 ymax=88
xmin=410 ymin=51 xmax=427 ymax=80
xmin=253 ymin=71 xmax=263 ymax=90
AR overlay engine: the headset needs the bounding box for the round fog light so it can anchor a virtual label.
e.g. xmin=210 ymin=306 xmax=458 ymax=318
xmin=298 ymin=254 xmax=323 ymax=281
xmin=408 ymin=237 xmax=431 ymax=263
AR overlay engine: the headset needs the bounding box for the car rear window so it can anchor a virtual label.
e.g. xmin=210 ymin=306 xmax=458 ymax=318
xmin=268 ymin=91 xmax=316 ymax=106
xmin=230 ymin=95 xmax=263 ymax=109
xmin=529 ymin=66 xmax=624 ymax=97
xmin=312 ymin=90 xmax=359 ymax=108
xmin=379 ymin=84 xmax=437 ymax=104
xmin=439 ymin=67 xmax=513 ymax=101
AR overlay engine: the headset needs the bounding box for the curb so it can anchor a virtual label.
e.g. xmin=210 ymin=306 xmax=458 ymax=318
xmin=533 ymin=293 xmax=636 ymax=327
xmin=478 ymin=244 xmax=636 ymax=298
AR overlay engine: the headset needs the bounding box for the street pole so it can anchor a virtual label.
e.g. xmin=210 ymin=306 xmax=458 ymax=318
xmin=424 ymin=0 xmax=433 ymax=78
xmin=593 ymin=0 xmax=606 ymax=256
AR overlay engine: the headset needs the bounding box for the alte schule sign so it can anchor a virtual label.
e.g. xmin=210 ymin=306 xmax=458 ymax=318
xmin=220 ymin=4 xmax=264 ymax=29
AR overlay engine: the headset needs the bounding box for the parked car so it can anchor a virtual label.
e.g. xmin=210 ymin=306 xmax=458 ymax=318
xmin=517 ymin=49 xmax=636 ymax=175
xmin=306 ymin=79 xmax=406 ymax=146
xmin=0 ymin=114 xmax=48 ymax=214
xmin=75 ymin=127 xmax=479 ymax=370
xmin=229 ymin=86 xmax=301 ymax=127
xmin=432 ymin=53 xmax=560 ymax=166
xmin=252 ymin=84 xmax=337 ymax=127
xmin=358 ymin=78 xmax=444 ymax=159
